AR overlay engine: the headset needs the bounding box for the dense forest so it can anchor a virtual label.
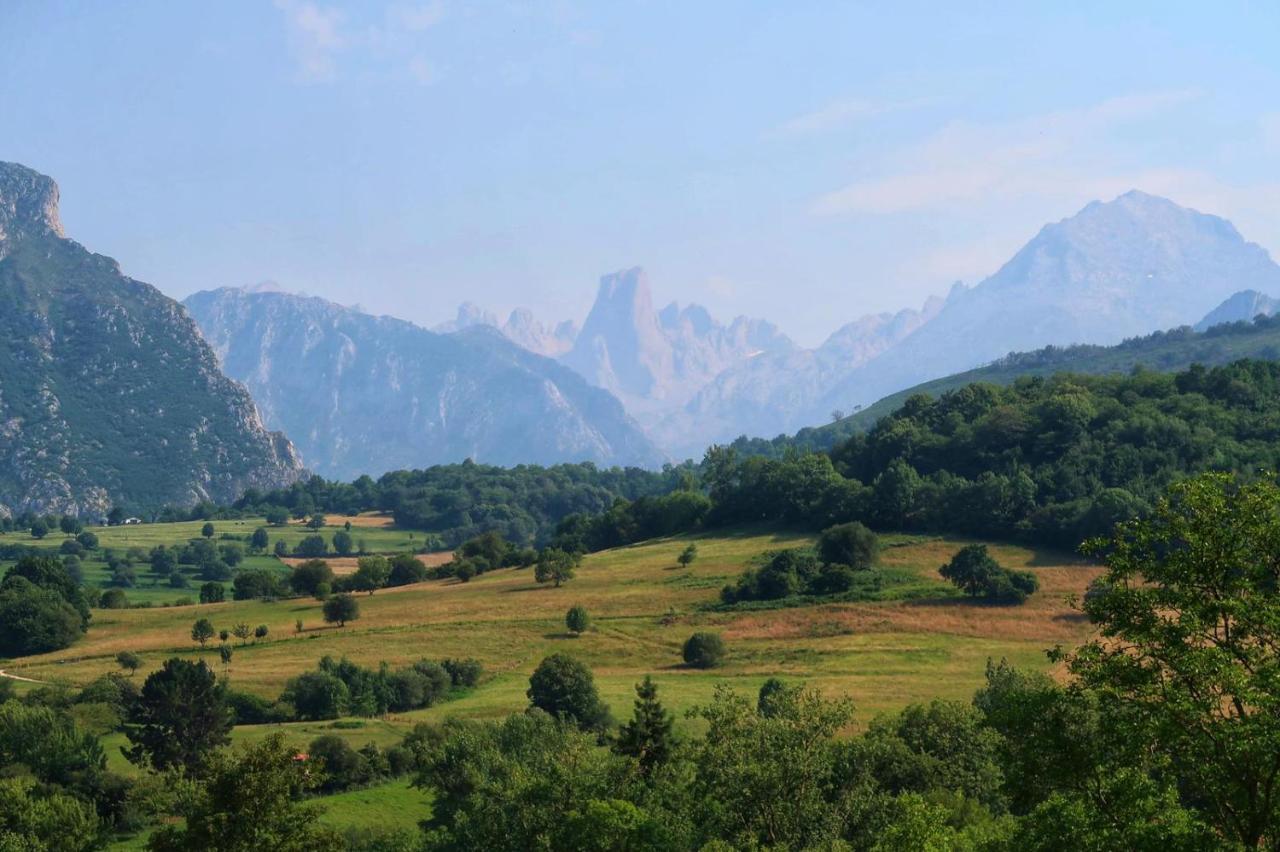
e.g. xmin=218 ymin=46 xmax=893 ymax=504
xmin=557 ymin=359 xmax=1280 ymax=552
xmin=169 ymin=462 xmax=692 ymax=547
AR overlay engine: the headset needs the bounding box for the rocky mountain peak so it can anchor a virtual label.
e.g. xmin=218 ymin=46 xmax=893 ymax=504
xmin=0 ymin=161 xmax=64 ymax=245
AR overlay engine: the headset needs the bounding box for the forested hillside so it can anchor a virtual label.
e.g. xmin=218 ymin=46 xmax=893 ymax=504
xmin=560 ymin=359 xmax=1280 ymax=551
xmin=732 ymin=313 xmax=1280 ymax=459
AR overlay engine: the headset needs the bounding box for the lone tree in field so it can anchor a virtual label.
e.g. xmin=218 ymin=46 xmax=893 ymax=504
xmin=535 ymin=548 xmax=579 ymax=588
xmin=125 ymin=658 xmax=232 ymax=777
xmin=352 ymin=556 xmax=390 ymax=594
xmin=565 ymin=605 xmax=590 ymax=635
xmin=526 ymin=653 xmax=610 ymax=732
xmin=219 ymin=644 xmax=233 ymax=669
xmin=254 ymin=624 xmax=269 ymax=643
xmin=201 ymin=522 xmax=215 ymax=539
xmin=191 ymin=618 xmax=215 ymax=647
xmin=250 ymin=527 xmax=270 ymax=553
xmin=677 ymin=544 xmax=698 ymax=569
xmin=323 ymin=593 xmax=360 ymax=628
xmin=232 ymin=622 xmax=252 ymax=646
xmin=613 ymin=675 xmax=676 ymax=777
xmin=940 ymin=544 xmax=1038 ymax=603
xmin=682 ymin=632 xmax=727 ymax=669
xmin=116 ymin=650 xmax=142 ymax=676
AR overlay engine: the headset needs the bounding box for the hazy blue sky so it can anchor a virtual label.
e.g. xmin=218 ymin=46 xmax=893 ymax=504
xmin=3 ymin=2 xmax=1279 ymax=345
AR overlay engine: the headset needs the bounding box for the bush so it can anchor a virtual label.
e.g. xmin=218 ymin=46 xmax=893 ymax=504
xmin=526 ymin=653 xmax=611 ymax=732
xmin=565 ymin=605 xmax=590 ymax=635
xmin=290 ymin=560 xmax=334 ymax=597
xmin=332 ymin=530 xmax=354 ymax=556
xmin=283 ymin=671 xmax=350 ymax=721
xmin=296 ymin=535 xmax=329 ymax=558
xmin=226 ymin=690 xmax=288 ymax=725
xmin=682 ymin=632 xmax=727 ymax=669
xmin=323 ymin=593 xmax=360 ymax=627
xmin=199 ymin=582 xmax=225 ymax=604
xmin=0 ymin=577 xmax=84 ymax=655
xmin=75 ymin=531 xmax=99 ymax=551
xmin=309 ymin=735 xmax=372 ymax=792
xmin=233 ymin=569 xmax=284 ymax=601
xmin=387 ymin=554 xmax=427 ymax=587
xmin=442 ymin=658 xmax=483 ymax=688
xmin=817 ymin=522 xmax=879 ymax=569
xmin=100 ymin=588 xmax=130 ymax=609
xmin=940 ymin=545 xmax=1037 ymax=604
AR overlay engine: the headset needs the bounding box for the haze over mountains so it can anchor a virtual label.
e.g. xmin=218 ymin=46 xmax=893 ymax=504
xmin=184 ymin=288 xmax=663 ymax=480
xmin=0 ymin=162 xmax=303 ymax=516
xmin=7 ymin=158 xmax=1280 ymax=515
xmin=435 ymin=191 xmax=1280 ymax=458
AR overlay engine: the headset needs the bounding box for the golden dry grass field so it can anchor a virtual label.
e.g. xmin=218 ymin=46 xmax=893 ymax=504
xmin=5 ymin=527 xmax=1101 ymax=742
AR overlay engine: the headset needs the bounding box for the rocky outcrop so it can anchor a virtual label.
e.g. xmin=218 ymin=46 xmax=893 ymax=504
xmin=1196 ymin=290 xmax=1280 ymax=331
xmin=0 ymin=162 xmax=304 ymax=517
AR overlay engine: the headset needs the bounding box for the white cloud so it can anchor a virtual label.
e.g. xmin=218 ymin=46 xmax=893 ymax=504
xmin=275 ymin=0 xmax=346 ymax=82
xmin=274 ymin=1 xmax=445 ymax=83
xmin=774 ymin=96 xmax=933 ymax=137
xmin=811 ymin=89 xmax=1203 ymax=215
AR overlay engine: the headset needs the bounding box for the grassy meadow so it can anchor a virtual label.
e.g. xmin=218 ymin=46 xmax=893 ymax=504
xmin=3 ymin=520 xmax=1101 ymax=843
xmin=4 ymin=525 xmax=1100 ymax=731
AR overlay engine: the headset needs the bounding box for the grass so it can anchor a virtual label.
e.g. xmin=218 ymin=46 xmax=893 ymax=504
xmin=4 ymin=526 xmax=1100 ymax=730
xmin=0 ymin=513 xmax=435 ymax=606
xmin=8 ymin=522 xmax=1102 ymax=841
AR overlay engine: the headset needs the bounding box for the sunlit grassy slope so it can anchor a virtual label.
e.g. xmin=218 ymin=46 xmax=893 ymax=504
xmin=6 ymin=526 xmax=1100 ymax=736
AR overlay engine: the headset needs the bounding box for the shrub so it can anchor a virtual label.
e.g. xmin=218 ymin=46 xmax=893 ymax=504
xmin=565 ymin=605 xmax=590 ymax=635
xmin=442 ymin=658 xmax=483 ymax=688
xmin=817 ymin=522 xmax=879 ymax=570
xmin=332 ymin=530 xmax=354 ymax=556
xmin=295 ymin=535 xmax=329 ymax=558
xmin=199 ymin=582 xmax=225 ymax=604
xmin=682 ymin=632 xmax=727 ymax=669
xmin=0 ymin=577 xmax=84 ymax=655
xmin=283 ymin=671 xmax=349 ymax=720
xmin=100 ymin=588 xmax=130 ymax=609
xmin=387 ymin=554 xmax=427 ymax=586
xmin=323 ymin=593 xmax=360 ymax=627
xmin=526 ymin=653 xmax=611 ymax=732
xmin=290 ymin=560 xmax=334 ymax=597
xmin=225 ymin=690 xmax=288 ymax=725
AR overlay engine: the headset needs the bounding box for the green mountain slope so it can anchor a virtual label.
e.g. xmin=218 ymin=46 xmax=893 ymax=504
xmin=730 ymin=316 xmax=1280 ymax=458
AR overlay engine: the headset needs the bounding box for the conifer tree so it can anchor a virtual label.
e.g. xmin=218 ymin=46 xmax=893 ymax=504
xmin=613 ymin=675 xmax=675 ymax=778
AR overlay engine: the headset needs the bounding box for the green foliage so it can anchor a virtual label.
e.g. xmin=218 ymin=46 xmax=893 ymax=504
xmin=817 ymin=521 xmax=879 ymax=569
xmin=201 ymin=522 xmax=215 ymax=538
xmin=681 ymin=632 xmax=726 ymax=669
xmin=613 ymin=676 xmax=675 ymax=778
xmin=677 ymin=543 xmax=698 ymax=568
xmin=232 ymin=568 xmax=284 ymax=601
xmin=0 ymin=777 xmax=100 ymax=852
xmin=191 ymin=617 xmax=215 ymax=646
xmin=332 ymin=529 xmax=354 ymax=555
xmin=527 ymin=653 xmax=611 ymax=732
xmin=125 ymin=658 xmax=232 ymax=776
xmin=1069 ymin=473 xmax=1280 ymax=848
xmin=352 ymin=556 xmax=390 ymax=594
xmin=387 ymin=553 xmax=427 ymax=586
xmin=199 ymin=581 xmax=225 ymax=604
xmin=535 ymin=547 xmax=580 ymax=587
xmin=565 ymin=604 xmax=590 ymax=635
xmin=148 ymin=732 xmax=339 ymax=852
xmin=116 ymin=650 xmax=142 ymax=675
xmin=323 ymin=593 xmax=360 ymax=627
xmin=0 ymin=702 xmax=106 ymax=786
xmin=296 ymin=534 xmax=329 ymax=557
xmin=250 ymin=526 xmax=270 ymax=551
xmin=441 ymin=658 xmax=483 ymax=688
xmin=939 ymin=544 xmax=1038 ymax=603
xmin=290 ymin=559 xmax=334 ymax=597
xmin=0 ymin=575 xmax=85 ymax=655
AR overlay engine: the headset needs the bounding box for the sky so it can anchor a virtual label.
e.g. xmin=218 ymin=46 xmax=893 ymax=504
xmin=2 ymin=1 xmax=1279 ymax=346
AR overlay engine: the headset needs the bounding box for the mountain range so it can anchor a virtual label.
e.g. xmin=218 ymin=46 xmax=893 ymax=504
xmin=184 ymin=288 xmax=664 ymax=480
xmin=0 ymin=162 xmax=303 ymax=517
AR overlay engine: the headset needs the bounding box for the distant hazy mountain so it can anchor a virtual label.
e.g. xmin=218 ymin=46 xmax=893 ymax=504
xmin=1196 ymin=290 xmax=1280 ymax=331
xmin=813 ymin=191 xmax=1280 ymax=419
xmin=659 ymin=294 xmax=947 ymax=457
xmin=435 ymin=303 xmax=578 ymax=357
xmin=561 ymin=267 xmax=794 ymax=422
xmin=0 ymin=162 xmax=304 ymax=517
xmin=185 ymin=288 xmax=663 ymax=479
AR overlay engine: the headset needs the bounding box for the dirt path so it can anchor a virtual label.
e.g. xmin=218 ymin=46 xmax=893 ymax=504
xmin=0 ymin=669 xmax=43 ymax=684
